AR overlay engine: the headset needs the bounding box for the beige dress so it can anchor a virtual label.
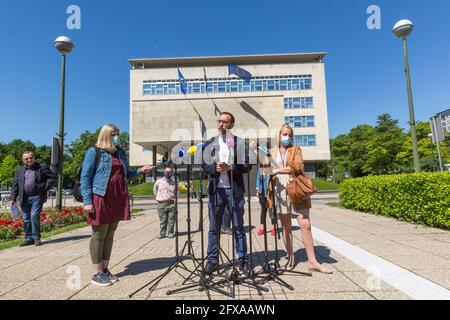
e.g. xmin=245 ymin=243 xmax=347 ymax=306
xmin=273 ymin=148 xmax=310 ymax=217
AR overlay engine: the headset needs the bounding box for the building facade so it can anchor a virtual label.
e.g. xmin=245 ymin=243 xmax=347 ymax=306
xmin=437 ymin=109 xmax=450 ymax=134
xmin=128 ymin=53 xmax=331 ymax=179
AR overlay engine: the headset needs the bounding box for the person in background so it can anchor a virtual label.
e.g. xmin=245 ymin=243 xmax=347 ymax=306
xmin=9 ymin=151 xmax=56 ymax=247
xmin=153 ymin=165 xmax=177 ymax=239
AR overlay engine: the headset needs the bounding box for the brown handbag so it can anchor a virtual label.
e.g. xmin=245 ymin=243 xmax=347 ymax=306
xmin=286 ymin=147 xmax=317 ymax=208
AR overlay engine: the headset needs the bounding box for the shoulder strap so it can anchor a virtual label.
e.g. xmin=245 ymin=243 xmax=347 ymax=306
xmin=287 ymin=146 xmax=299 ymax=176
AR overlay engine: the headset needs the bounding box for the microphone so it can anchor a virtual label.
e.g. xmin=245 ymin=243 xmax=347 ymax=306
xmin=197 ymin=142 xmax=206 ymax=151
xmin=257 ymin=145 xmax=279 ymax=169
xmin=188 ymin=145 xmax=197 ymax=156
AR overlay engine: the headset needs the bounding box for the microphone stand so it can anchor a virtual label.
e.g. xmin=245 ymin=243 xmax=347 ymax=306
xmin=199 ymin=138 xmax=267 ymax=296
xmin=129 ymin=161 xmax=211 ymax=299
xmin=171 ymin=144 xmax=234 ymax=298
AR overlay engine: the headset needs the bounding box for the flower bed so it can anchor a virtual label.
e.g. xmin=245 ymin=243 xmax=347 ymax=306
xmin=0 ymin=207 xmax=87 ymax=241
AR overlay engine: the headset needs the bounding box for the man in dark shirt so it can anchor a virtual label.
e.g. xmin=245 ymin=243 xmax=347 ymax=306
xmin=9 ymin=151 xmax=56 ymax=247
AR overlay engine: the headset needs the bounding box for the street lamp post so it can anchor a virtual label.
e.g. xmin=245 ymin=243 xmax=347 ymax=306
xmin=393 ymin=20 xmax=420 ymax=172
xmin=54 ymin=36 xmax=74 ymax=210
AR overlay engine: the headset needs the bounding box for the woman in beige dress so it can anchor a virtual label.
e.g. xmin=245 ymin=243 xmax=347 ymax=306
xmin=267 ymin=124 xmax=332 ymax=273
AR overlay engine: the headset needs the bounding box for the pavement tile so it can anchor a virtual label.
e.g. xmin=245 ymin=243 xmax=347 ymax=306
xmin=380 ymin=254 xmax=450 ymax=271
xmin=369 ymin=290 xmax=412 ymax=300
xmin=1 ymin=280 xmax=78 ymax=300
xmin=394 ymin=240 xmax=450 ymax=255
xmin=0 ymin=282 xmax=26 ymax=297
xmin=409 ymin=269 xmax=450 ymax=290
xmin=341 ymin=271 xmax=399 ymax=292
xmin=285 ymin=291 xmax=374 ymax=300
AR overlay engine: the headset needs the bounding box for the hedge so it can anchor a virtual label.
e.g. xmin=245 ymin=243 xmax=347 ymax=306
xmin=339 ymin=172 xmax=450 ymax=229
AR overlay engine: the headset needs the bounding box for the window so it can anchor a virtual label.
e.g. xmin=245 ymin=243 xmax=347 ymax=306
xmin=230 ymin=81 xmax=239 ymax=92
xmin=218 ymin=82 xmax=226 ymax=92
xmin=255 ymin=80 xmax=263 ymax=91
xmin=142 ymin=75 xmax=313 ymax=95
xmin=143 ymin=147 xmax=151 ymax=152
xmin=284 ymin=97 xmax=314 ymax=109
xmin=155 ymin=84 xmax=164 ymax=95
xmin=192 ymin=82 xmax=201 ymax=93
xmin=284 ymin=116 xmax=315 ymax=128
xmin=294 ymin=135 xmax=316 ymax=146
xmin=167 ymin=84 xmax=176 ymax=94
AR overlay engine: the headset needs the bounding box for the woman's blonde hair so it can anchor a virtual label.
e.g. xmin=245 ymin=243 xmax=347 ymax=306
xmin=96 ymin=123 xmax=119 ymax=153
xmin=276 ymin=124 xmax=294 ymax=147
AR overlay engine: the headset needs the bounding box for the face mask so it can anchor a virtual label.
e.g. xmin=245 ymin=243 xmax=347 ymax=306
xmin=280 ymin=136 xmax=292 ymax=147
xmin=112 ymin=135 xmax=120 ymax=146
xmin=164 ymin=172 xmax=173 ymax=179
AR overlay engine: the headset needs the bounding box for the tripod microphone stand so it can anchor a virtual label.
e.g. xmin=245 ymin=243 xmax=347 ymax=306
xmin=129 ymin=163 xmax=210 ymax=299
xmin=168 ymin=143 xmax=236 ymax=298
xmin=227 ymin=166 xmax=268 ymax=295
xmin=196 ymin=140 xmax=268 ymax=296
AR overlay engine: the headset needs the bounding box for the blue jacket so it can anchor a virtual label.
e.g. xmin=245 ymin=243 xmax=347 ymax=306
xmin=256 ymin=169 xmax=271 ymax=198
xmin=80 ymin=147 xmax=141 ymax=205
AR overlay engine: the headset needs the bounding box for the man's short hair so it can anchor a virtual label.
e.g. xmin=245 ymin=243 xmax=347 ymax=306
xmin=220 ymin=112 xmax=235 ymax=125
xmin=22 ymin=151 xmax=35 ymax=158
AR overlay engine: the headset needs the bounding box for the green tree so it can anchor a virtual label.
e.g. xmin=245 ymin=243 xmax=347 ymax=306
xmin=0 ymin=155 xmax=20 ymax=186
xmin=64 ymin=130 xmax=100 ymax=187
xmin=5 ymin=139 xmax=36 ymax=162
xmin=0 ymin=143 xmax=6 ymax=163
xmin=35 ymin=145 xmax=52 ymax=165
xmin=364 ymin=114 xmax=406 ymax=174
xmin=346 ymin=124 xmax=375 ymax=177
xmin=397 ymin=122 xmax=450 ymax=172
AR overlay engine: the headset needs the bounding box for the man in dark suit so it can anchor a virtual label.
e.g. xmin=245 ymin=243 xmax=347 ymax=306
xmin=202 ymin=112 xmax=252 ymax=274
xmin=8 ymin=151 xmax=56 ymax=247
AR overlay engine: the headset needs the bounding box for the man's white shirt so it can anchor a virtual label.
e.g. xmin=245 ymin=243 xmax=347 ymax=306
xmin=217 ymin=134 xmax=232 ymax=188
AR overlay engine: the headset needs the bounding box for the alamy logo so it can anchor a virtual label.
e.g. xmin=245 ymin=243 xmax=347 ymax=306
xmin=66 ymin=265 xmax=82 ymax=290
xmin=66 ymin=5 xmax=81 ymax=30
xmin=367 ymin=5 xmax=381 ymax=30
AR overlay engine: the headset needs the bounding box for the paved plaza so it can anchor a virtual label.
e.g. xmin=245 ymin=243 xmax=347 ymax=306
xmin=0 ymin=200 xmax=449 ymax=300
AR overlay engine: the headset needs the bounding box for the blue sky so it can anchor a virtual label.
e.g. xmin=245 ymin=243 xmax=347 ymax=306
xmin=0 ymin=0 xmax=449 ymax=146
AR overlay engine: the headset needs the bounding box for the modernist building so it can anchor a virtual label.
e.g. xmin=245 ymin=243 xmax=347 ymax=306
xmin=436 ymin=109 xmax=450 ymax=134
xmin=128 ymin=53 xmax=331 ymax=179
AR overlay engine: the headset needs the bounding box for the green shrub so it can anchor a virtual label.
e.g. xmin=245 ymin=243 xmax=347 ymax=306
xmin=339 ymin=172 xmax=450 ymax=229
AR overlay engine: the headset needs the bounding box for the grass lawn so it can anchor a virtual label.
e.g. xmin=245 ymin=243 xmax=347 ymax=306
xmin=129 ymin=181 xmax=207 ymax=196
xmin=0 ymin=222 xmax=88 ymax=251
xmin=313 ymin=179 xmax=339 ymax=191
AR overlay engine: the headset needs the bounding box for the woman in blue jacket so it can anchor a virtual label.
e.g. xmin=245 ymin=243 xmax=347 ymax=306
xmin=81 ymin=124 xmax=153 ymax=286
